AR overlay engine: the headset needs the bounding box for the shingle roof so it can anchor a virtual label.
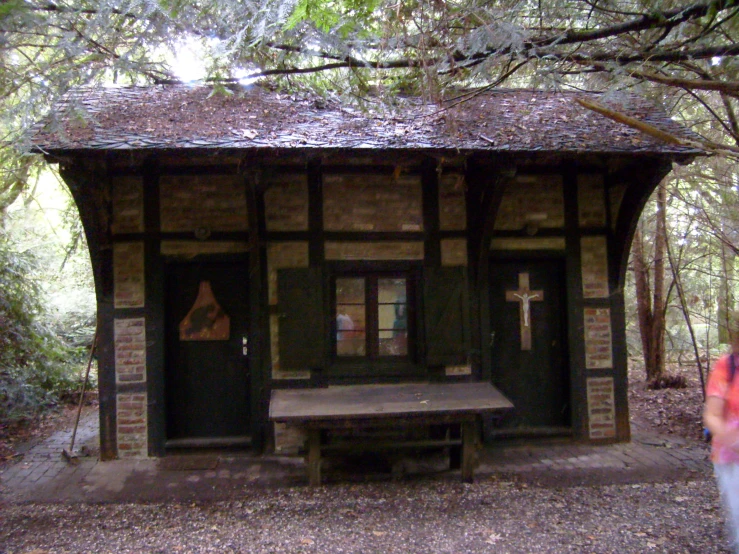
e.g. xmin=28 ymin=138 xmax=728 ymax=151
xmin=31 ymin=84 xmax=702 ymax=156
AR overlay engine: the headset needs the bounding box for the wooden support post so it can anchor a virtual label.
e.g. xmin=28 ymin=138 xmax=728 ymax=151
xmin=461 ymin=419 xmax=477 ymax=483
xmin=307 ymin=429 xmax=321 ymax=486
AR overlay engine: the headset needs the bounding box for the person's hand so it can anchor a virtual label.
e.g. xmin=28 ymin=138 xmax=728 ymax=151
xmin=718 ymin=427 xmax=739 ymax=451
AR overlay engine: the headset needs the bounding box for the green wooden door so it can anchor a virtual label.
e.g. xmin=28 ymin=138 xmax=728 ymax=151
xmin=165 ymin=260 xmax=250 ymax=441
xmin=489 ymin=259 xmax=570 ymax=430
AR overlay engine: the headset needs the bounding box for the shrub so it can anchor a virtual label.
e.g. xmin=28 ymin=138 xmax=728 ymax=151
xmin=0 ymin=232 xmax=84 ymax=424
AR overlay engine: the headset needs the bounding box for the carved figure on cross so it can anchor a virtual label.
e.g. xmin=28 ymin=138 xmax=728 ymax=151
xmin=513 ymin=291 xmax=538 ymax=327
xmin=505 ymin=272 xmax=544 ymax=351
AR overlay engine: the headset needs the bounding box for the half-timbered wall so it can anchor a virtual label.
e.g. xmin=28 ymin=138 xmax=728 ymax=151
xmin=109 ymin=168 xmax=251 ymax=457
xmin=270 ymin=169 xmax=470 ymax=366
xmin=487 ymin=169 xmax=624 ymax=441
xmin=90 ymin=152 xmax=656 ymax=458
xmin=267 ymin=166 xmax=470 ymax=452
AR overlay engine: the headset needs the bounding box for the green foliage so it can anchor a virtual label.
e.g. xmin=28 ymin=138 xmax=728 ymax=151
xmin=0 ymin=231 xmax=86 ymax=424
xmin=0 ymin=0 xmax=737 ymax=391
xmin=286 ymin=0 xmax=380 ymax=35
xmin=0 ymin=170 xmax=95 ymax=424
xmin=0 ymin=0 xmax=23 ymax=21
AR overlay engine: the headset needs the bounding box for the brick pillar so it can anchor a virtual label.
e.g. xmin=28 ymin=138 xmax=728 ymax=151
xmin=114 ymin=317 xmax=148 ymax=456
xmin=116 ymin=393 xmax=148 ymax=457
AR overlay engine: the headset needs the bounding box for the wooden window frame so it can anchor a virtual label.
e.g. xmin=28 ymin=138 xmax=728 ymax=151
xmin=329 ymin=263 xmax=420 ymax=371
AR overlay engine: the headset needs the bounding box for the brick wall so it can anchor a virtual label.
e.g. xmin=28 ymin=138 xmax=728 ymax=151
xmin=584 ymin=308 xmax=613 ymax=369
xmin=441 ymin=239 xmax=468 ymax=266
xmin=325 ymin=241 xmax=424 ymax=260
xmin=577 ymin=174 xmax=607 ymax=227
xmin=114 ymin=318 xmax=146 ymax=384
xmin=273 ymin=423 xmax=306 ymax=455
xmin=580 ymin=237 xmax=609 ymax=298
xmin=113 ymin=242 xmax=145 ymax=309
xmin=439 ymin=173 xmax=466 ymax=230
xmin=494 ymin=175 xmax=564 ymax=230
xmin=111 ymin=176 xmax=144 ymax=234
xmin=160 ymin=175 xmax=248 ymax=232
xmin=323 ymin=174 xmax=423 ymax=232
xmin=116 ymin=393 xmax=148 ymax=457
xmin=587 ymin=377 xmax=616 ymax=439
xmin=264 ymin=174 xmax=309 ymax=231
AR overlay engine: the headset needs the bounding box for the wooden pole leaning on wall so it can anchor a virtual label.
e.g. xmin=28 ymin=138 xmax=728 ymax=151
xmin=62 ymin=323 xmax=98 ymax=464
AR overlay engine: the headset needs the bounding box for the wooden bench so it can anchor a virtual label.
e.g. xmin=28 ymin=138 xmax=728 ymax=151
xmin=269 ymin=382 xmax=514 ymax=485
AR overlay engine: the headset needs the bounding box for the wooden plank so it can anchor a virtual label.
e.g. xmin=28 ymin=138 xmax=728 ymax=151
xmin=321 ymin=438 xmax=462 ymax=452
xmin=165 ymin=436 xmax=252 ymax=449
xmin=269 ymin=382 xmax=513 ymax=422
xmin=307 ymin=429 xmax=321 ymax=486
xmin=297 ymin=414 xmax=476 ymax=429
xmin=461 ymin=420 xmax=477 ymax=483
xmin=145 ymin=161 xmax=166 ymax=457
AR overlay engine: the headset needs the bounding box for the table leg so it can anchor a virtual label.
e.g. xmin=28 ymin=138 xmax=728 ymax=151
xmin=307 ymin=429 xmax=321 ymax=486
xmin=461 ymin=419 xmax=477 ymax=483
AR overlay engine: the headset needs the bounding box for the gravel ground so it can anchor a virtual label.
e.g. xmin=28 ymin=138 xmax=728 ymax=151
xmin=0 ymin=476 xmax=731 ymax=553
xmin=0 ymin=362 xmax=732 ymax=553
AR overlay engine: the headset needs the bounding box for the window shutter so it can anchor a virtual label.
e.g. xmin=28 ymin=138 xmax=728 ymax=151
xmin=424 ymin=267 xmax=470 ymax=365
xmin=278 ymin=267 xmax=325 ymax=369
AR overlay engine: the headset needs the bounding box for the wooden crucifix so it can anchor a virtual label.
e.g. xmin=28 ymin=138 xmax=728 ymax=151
xmin=505 ymin=272 xmax=544 ymax=351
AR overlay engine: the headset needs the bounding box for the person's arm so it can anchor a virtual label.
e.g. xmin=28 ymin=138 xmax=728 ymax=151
xmin=705 ymin=394 xmax=739 ymax=449
xmin=705 ymin=395 xmax=729 ymax=437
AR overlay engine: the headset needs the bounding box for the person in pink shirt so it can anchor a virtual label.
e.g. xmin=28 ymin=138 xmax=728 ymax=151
xmin=705 ymin=311 xmax=739 ymax=553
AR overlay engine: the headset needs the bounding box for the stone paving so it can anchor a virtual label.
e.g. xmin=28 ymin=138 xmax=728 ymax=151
xmin=0 ymin=411 xmax=713 ymax=503
xmin=0 ymin=411 xmax=100 ymax=502
xmin=477 ymin=432 xmax=712 ymax=487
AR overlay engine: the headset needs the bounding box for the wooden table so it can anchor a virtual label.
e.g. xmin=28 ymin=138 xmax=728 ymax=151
xmin=269 ymin=382 xmax=514 ymax=485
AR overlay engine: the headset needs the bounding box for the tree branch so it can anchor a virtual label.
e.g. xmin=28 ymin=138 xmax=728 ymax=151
xmin=27 ymin=1 xmax=138 ymax=20
xmin=537 ymin=0 xmax=739 ymax=47
xmin=251 ymin=41 xmax=739 ymax=83
xmin=576 ymin=97 xmax=739 ymax=158
xmin=585 ymin=62 xmax=739 ymax=97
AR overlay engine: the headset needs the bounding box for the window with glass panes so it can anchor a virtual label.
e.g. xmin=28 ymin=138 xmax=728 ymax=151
xmin=335 ymin=274 xmax=412 ymax=359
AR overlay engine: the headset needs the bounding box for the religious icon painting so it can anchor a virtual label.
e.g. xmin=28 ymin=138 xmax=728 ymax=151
xmin=179 ymin=280 xmax=231 ymax=341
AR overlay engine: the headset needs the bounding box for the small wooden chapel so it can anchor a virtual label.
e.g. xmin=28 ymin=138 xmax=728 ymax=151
xmin=31 ymin=85 xmax=700 ymax=461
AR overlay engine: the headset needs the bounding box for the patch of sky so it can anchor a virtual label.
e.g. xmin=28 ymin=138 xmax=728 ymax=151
xmin=170 ymin=36 xmax=213 ymax=82
xmin=169 ymin=36 xmax=260 ymax=86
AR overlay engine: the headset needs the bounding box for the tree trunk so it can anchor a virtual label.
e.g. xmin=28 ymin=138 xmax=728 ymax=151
xmin=632 ymin=185 xmax=667 ymax=381
xmin=718 ymin=241 xmax=736 ymax=344
xmin=651 ymin=184 xmax=667 ymax=379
